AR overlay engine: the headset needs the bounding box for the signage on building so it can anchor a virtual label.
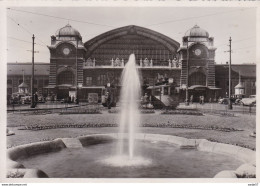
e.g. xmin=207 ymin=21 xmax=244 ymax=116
xmin=88 ymin=93 xmax=98 ymax=104
xmin=78 ymin=83 xmax=83 ymax=88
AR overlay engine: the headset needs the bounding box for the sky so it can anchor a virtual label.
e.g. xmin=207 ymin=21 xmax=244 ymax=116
xmin=6 ymin=6 xmax=257 ymax=64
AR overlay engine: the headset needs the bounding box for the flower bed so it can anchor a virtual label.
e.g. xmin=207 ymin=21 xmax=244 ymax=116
xmin=60 ymin=109 xmax=102 ymax=114
xmin=19 ymin=121 xmax=243 ymax=133
xmin=161 ymin=110 xmax=203 ymax=116
xmin=140 ymin=109 xmax=155 ymax=114
xmin=141 ymin=123 xmax=243 ymax=132
xmin=7 ymin=170 xmax=25 ymax=178
xmin=108 ymin=109 xmax=155 ymax=114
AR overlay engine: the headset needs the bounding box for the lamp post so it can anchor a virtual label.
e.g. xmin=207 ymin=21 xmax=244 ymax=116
xmin=185 ymin=42 xmax=190 ymax=106
xmin=75 ymin=39 xmax=79 ymax=104
xmin=30 ymin=34 xmax=35 ymax=108
xmin=228 ymin=37 xmax=233 ymax=110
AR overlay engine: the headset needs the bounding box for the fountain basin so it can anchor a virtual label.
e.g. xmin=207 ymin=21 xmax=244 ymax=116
xmin=6 ymin=133 xmax=255 ymax=178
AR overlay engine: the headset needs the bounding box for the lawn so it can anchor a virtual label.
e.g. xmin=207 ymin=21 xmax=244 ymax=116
xmin=6 ymin=109 xmax=256 ymax=150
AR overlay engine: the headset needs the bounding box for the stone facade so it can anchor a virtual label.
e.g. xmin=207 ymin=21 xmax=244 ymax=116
xmin=6 ymin=24 xmax=256 ymax=101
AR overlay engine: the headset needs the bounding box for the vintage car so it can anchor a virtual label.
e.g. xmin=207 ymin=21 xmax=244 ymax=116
xmin=240 ymin=95 xmax=256 ymax=106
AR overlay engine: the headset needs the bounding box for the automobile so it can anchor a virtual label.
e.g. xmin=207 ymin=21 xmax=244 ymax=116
xmin=20 ymin=95 xmax=31 ymax=104
xmin=37 ymin=96 xmax=45 ymax=103
xmin=218 ymin=98 xmax=229 ymax=105
xmin=240 ymin=95 xmax=256 ymax=106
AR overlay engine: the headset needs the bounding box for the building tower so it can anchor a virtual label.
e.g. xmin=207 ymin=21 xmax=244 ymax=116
xmin=178 ymin=25 xmax=217 ymax=101
xmin=47 ymin=24 xmax=86 ymax=99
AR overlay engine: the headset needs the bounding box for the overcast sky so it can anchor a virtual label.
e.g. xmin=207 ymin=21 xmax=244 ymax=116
xmin=6 ymin=7 xmax=256 ymax=64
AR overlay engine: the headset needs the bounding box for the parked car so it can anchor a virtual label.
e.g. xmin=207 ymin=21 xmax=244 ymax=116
xmin=20 ymin=95 xmax=31 ymax=104
xmin=37 ymin=96 xmax=45 ymax=103
xmin=218 ymin=98 xmax=229 ymax=105
xmin=240 ymin=95 xmax=256 ymax=106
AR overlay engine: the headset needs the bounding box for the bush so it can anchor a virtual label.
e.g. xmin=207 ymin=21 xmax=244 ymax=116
xmin=7 ymin=170 xmax=25 ymax=178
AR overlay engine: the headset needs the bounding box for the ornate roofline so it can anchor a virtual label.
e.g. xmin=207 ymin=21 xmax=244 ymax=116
xmin=84 ymin=25 xmax=180 ymax=57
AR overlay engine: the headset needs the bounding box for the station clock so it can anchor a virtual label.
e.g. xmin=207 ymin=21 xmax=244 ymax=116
xmin=62 ymin=47 xmax=71 ymax=56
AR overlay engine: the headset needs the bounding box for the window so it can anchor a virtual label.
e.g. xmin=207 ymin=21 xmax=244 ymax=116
xmin=86 ymin=77 xmax=92 ymax=86
xmin=19 ymin=79 xmax=23 ymax=84
xmin=252 ymin=81 xmax=256 ymax=87
xmin=34 ymin=79 xmax=38 ymax=85
xmin=44 ymin=80 xmax=49 ymax=85
xmin=215 ymin=81 xmax=220 ymax=87
xmin=97 ymin=74 xmax=106 ymax=85
xmin=7 ymin=88 xmax=12 ymax=95
xmin=189 ymin=72 xmax=206 ymax=86
xmin=57 ymin=71 xmax=74 ymax=85
xmin=7 ymin=79 xmax=12 ymax=85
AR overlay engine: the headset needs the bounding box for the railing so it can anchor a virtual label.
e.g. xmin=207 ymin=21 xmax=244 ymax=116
xmin=83 ymin=60 xmax=182 ymax=69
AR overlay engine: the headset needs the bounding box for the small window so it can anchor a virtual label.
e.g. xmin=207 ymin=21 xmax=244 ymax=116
xmin=86 ymin=77 xmax=92 ymax=86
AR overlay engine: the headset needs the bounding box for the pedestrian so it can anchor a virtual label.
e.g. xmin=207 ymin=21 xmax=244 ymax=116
xmin=209 ymin=97 xmax=212 ymax=103
xmin=201 ymin=95 xmax=204 ymax=105
xmin=107 ymin=92 xmax=112 ymax=109
xmin=190 ymin=95 xmax=193 ymax=104
xmin=34 ymin=92 xmax=38 ymax=107
xmin=144 ymin=93 xmax=148 ymax=107
xmin=199 ymin=96 xmax=202 ymax=104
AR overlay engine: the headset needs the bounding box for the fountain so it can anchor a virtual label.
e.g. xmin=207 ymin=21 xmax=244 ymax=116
xmin=102 ymin=54 xmax=151 ymax=167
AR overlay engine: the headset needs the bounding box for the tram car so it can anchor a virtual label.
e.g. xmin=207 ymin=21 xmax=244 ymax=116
xmin=101 ymin=86 xmax=117 ymax=107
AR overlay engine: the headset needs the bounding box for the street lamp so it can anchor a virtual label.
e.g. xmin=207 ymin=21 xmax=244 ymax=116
xmin=185 ymin=42 xmax=190 ymax=106
xmin=75 ymin=39 xmax=79 ymax=104
xmin=30 ymin=34 xmax=35 ymax=108
xmin=228 ymin=37 xmax=233 ymax=110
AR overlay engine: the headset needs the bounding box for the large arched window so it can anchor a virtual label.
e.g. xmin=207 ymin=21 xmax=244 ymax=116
xmin=189 ymin=72 xmax=206 ymax=86
xmin=57 ymin=71 xmax=74 ymax=85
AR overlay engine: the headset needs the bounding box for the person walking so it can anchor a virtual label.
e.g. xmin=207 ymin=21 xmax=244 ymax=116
xmin=34 ymin=92 xmax=38 ymax=107
xmin=201 ymin=95 xmax=204 ymax=105
xmin=190 ymin=95 xmax=193 ymax=104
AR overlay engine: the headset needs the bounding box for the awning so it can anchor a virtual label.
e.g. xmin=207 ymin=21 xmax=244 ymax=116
xmin=208 ymin=87 xmax=222 ymax=90
xmin=147 ymin=85 xmax=170 ymax=89
xmin=188 ymin=85 xmax=207 ymax=90
xmin=81 ymin=86 xmax=105 ymax=89
xmin=44 ymin=85 xmax=56 ymax=89
xmin=188 ymin=85 xmax=221 ymax=90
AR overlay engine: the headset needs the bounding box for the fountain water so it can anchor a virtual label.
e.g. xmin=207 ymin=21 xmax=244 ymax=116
xmin=102 ymin=54 xmax=151 ymax=167
xmin=118 ymin=53 xmax=141 ymax=159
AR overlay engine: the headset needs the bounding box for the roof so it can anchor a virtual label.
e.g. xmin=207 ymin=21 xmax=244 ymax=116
xmin=84 ymin=25 xmax=180 ymax=57
xmin=215 ymin=64 xmax=256 ymax=78
xmin=235 ymin=82 xmax=245 ymax=89
xmin=7 ymin=63 xmax=50 ymax=76
xmin=55 ymin=24 xmax=82 ymax=39
xmin=185 ymin=25 xmax=209 ymax=38
xmin=18 ymin=82 xmax=28 ymax=88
